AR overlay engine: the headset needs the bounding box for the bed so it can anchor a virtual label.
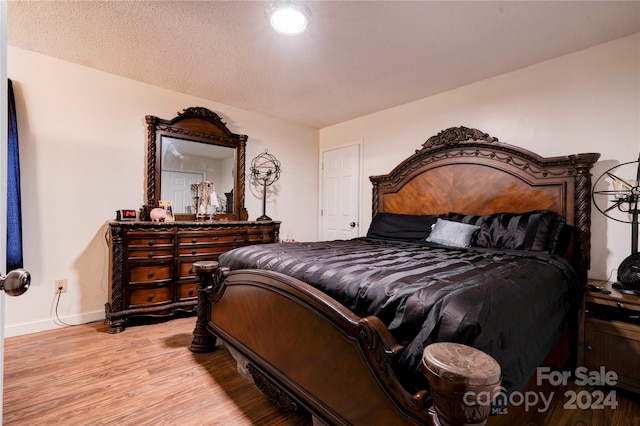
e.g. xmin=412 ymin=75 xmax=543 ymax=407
xmin=190 ymin=126 xmax=599 ymax=425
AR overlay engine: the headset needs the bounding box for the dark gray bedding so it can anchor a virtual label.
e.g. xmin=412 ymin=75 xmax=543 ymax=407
xmin=218 ymin=237 xmax=580 ymax=394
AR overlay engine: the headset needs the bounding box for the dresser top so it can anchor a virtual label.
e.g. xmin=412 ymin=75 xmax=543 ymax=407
xmin=110 ymin=220 xmax=280 ymax=227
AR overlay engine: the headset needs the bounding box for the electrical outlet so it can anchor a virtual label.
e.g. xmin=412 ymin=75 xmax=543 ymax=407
xmin=54 ymin=279 xmax=67 ymax=294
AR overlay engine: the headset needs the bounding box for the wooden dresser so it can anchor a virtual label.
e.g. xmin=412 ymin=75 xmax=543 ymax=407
xmin=106 ymin=220 xmax=280 ymax=333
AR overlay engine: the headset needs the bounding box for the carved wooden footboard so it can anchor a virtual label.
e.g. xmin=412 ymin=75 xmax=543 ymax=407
xmin=190 ymin=262 xmax=502 ymax=426
xmin=191 ymin=262 xmax=430 ymax=424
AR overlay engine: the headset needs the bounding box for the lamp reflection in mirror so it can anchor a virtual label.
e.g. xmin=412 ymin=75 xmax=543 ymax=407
xmin=191 ymin=181 xmax=220 ymax=220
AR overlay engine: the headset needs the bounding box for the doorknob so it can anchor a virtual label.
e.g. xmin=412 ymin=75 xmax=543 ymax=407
xmin=1 ymin=269 xmax=31 ymax=296
xmin=350 ymin=222 xmax=356 ymax=228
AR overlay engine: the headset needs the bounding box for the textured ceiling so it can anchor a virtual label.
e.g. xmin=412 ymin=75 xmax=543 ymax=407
xmin=7 ymin=1 xmax=640 ymax=128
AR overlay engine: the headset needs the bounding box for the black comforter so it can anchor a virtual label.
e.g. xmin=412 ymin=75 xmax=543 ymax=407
xmin=218 ymin=238 xmax=580 ymax=393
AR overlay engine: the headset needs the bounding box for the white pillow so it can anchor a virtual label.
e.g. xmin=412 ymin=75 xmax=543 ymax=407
xmin=426 ymin=218 xmax=480 ymax=248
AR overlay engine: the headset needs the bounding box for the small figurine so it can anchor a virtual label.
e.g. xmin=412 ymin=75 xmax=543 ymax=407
xmin=149 ymin=207 xmax=167 ymax=222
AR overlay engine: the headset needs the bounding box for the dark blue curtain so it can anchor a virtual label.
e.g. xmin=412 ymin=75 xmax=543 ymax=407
xmin=7 ymin=79 xmax=23 ymax=271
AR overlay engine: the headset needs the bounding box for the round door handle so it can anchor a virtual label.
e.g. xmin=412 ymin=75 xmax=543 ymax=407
xmin=350 ymin=222 xmax=356 ymax=228
xmin=0 ymin=269 xmax=31 ymax=296
xmin=586 ymin=345 xmax=593 ymax=351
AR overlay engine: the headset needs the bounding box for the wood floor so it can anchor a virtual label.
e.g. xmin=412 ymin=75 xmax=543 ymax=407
xmin=3 ymin=316 xmax=640 ymax=425
xmin=3 ymin=317 xmax=312 ymax=426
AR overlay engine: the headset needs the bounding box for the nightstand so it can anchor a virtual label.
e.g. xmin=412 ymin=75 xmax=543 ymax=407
xmin=581 ymin=279 xmax=640 ymax=393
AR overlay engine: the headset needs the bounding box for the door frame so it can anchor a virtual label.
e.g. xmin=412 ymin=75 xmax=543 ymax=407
xmin=318 ymin=140 xmax=363 ymax=240
xmin=160 ymin=169 xmax=205 ymax=214
xmin=1 ymin=2 xmax=9 ymax=421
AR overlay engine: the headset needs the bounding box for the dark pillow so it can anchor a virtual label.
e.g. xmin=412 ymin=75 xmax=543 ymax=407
xmin=366 ymin=213 xmax=438 ymax=241
xmin=476 ymin=210 xmax=566 ymax=252
xmin=443 ymin=212 xmax=488 ymax=227
xmin=549 ymin=223 xmax=573 ymax=255
xmin=425 ymin=218 xmax=480 ymax=248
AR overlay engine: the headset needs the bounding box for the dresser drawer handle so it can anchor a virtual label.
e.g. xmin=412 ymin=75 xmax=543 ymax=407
xmin=148 ymin=270 xmax=155 ymax=278
xmin=233 ymin=236 xmax=237 ymax=242
xmin=192 ymin=237 xmax=197 ymax=244
xmin=212 ymin=236 xmax=218 ymax=240
xmin=260 ymin=234 xmax=264 ymax=240
xmin=617 ymin=301 xmax=625 ymax=309
xmin=148 ymin=239 xmax=155 ymax=246
xmin=188 ymin=267 xmax=194 ymax=274
xmin=148 ymin=251 xmax=155 ymax=258
xmin=586 ymin=345 xmax=593 ymax=351
xmin=188 ymin=288 xmax=195 ymax=296
xmin=147 ymin=293 xmax=155 ymax=301
xmin=192 ymin=249 xmax=197 ymax=255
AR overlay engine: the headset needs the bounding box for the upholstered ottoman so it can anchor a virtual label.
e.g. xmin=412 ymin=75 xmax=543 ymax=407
xmin=423 ymin=342 xmax=501 ymax=426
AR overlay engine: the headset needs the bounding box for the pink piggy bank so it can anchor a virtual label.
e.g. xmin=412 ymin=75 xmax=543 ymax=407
xmin=150 ymin=208 xmax=167 ymax=222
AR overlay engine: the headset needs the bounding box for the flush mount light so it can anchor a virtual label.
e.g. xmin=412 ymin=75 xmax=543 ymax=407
xmin=265 ymin=1 xmax=312 ymax=35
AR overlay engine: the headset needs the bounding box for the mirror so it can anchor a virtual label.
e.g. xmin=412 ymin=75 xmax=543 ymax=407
xmin=160 ymin=137 xmax=236 ymax=214
xmin=145 ymin=107 xmax=248 ymax=221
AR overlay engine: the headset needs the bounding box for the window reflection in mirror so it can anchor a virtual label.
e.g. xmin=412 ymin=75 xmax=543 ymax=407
xmin=160 ymin=136 xmax=236 ymax=214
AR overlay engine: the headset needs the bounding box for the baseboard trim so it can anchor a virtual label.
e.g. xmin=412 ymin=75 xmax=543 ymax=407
xmin=4 ymin=310 xmax=105 ymax=338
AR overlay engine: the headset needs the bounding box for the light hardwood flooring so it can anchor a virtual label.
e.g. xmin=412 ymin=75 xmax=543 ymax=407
xmin=4 ymin=317 xmax=640 ymax=425
xmin=3 ymin=317 xmax=312 ymax=425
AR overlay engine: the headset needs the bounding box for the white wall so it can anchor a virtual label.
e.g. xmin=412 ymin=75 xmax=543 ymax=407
xmin=320 ymin=33 xmax=640 ymax=281
xmin=7 ymin=46 xmax=319 ymax=336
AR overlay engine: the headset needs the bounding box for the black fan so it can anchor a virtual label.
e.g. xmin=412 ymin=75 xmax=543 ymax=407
xmin=617 ymin=253 xmax=640 ymax=291
xmin=592 ymin=154 xmax=640 ymax=295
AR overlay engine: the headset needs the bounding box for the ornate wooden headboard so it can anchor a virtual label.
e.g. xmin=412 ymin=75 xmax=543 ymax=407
xmin=370 ymin=126 xmax=600 ymax=281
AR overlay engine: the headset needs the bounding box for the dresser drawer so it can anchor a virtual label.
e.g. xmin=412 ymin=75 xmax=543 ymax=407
xmin=178 ymin=256 xmax=229 ymax=278
xmin=127 ymin=236 xmax=174 ymax=248
xmin=177 ymin=281 xmax=198 ymax=301
xmin=247 ymin=225 xmax=276 ymax=243
xmin=128 ymin=265 xmax=172 ymax=283
xmin=179 ymin=233 xmax=243 ymax=245
xmin=179 ymin=261 xmax=196 ymax=278
xmin=178 ymin=244 xmax=239 ymax=257
xmin=247 ymin=231 xmax=275 ymax=243
xmin=127 ymin=285 xmax=172 ymax=308
xmin=127 ymin=248 xmax=174 ymax=260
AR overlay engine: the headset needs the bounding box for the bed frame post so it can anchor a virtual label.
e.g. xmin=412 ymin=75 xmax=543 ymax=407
xmin=423 ymin=343 xmax=502 ymax=426
xmin=570 ymin=153 xmax=600 ymax=282
xmin=190 ymin=261 xmax=218 ymax=353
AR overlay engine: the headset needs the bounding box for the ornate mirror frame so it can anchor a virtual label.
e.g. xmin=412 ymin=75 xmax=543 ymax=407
xmin=145 ymin=107 xmax=248 ymax=221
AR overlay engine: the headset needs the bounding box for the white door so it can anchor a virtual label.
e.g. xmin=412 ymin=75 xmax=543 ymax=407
xmin=320 ymin=143 xmax=361 ymax=240
xmin=161 ymin=170 xmax=203 ymax=213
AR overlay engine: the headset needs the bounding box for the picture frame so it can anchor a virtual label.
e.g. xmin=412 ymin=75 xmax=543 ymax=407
xmin=159 ymin=200 xmax=175 ymax=222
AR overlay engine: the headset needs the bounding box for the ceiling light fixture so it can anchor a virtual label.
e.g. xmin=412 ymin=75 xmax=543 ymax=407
xmin=265 ymin=1 xmax=311 ymax=35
